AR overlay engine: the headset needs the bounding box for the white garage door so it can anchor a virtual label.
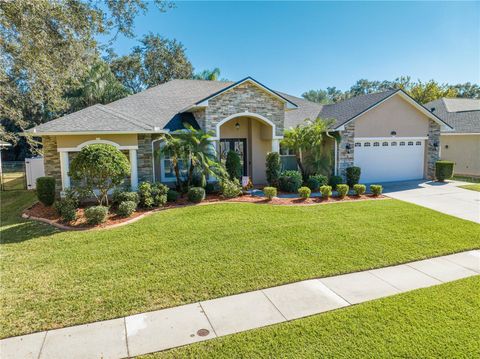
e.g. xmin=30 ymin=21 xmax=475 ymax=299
xmin=354 ymin=138 xmax=425 ymax=183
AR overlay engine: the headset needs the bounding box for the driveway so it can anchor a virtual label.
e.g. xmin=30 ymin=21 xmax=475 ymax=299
xmin=382 ymin=180 xmax=480 ymax=223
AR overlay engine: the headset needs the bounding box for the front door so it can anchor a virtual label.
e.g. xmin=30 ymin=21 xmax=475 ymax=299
xmin=219 ymin=138 xmax=248 ymax=176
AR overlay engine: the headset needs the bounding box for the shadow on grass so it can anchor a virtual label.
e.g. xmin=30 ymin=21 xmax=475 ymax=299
xmin=0 ymin=218 xmax=58 ymax=244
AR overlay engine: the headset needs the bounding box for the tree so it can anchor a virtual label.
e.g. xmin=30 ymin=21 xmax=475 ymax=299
xmin=69 ymin=144 xmax=130 ymax=206
xmin=193 ymin=68 xmax=221 ymax=81
xmin=108 ymin=52 xmax=145 ymax=94
xmin=453 ymin=82 xmax=480 ymax=98
xmin=159 ymin=134 xmax=187 ymax=192
xmin=408 ymin=80 xmax=457 ymax=104
xmin=66 ymin=59 xmax=129 ymax=112
xmin=281 ymin=118 xmax=335 ymax=180
xmin=301 ymin=90 xmax=330 ymax=104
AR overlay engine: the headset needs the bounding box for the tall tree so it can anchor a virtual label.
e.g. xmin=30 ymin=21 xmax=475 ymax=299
xmin=193 ymin=68 xmax=221 ymax=81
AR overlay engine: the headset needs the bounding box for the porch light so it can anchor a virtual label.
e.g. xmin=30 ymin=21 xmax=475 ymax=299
xmin=235 ymin=122 xmax=240 ymax=130
xmin=433 ymin=141 xmax=439 ymax=148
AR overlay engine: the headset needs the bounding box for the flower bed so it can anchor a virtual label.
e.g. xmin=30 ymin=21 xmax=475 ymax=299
xmin=23 ymin=192 xmax=387 ymax=231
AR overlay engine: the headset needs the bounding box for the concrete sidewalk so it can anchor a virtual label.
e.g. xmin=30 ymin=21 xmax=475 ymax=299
xmin=2 ymin=250 xmax=479 ymax=359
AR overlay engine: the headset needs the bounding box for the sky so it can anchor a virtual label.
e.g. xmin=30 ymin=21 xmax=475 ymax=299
xmin=101 ymin=1 xmax=479 ymax=97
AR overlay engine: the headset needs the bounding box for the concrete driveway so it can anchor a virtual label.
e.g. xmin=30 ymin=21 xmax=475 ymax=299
xmin=382 ymin=180 xmax=480 ymax=223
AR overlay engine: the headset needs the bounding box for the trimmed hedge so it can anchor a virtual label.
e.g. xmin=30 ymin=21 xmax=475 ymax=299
xmin=278 ymin=170 xmax=303 ymax=193
xmin=346 ymin=166 xmax=361 ymax=187
xmin=329 ymin=175 xmax=343 ymax=190
xmin=306 ymin=175 xmax=328 ymax=192
xmin=167 ymin=189 xmax=179 ymax=202
xmin=265 ymin=152 xmax=281 ymax=187
xmin=320 ymin=185 xmax=332 ymax=198
xmin=188 ymin=187 xmax=205 ymax=203
xmin=263 ymin=187 xmax=277 ymax=200
xmin=336 ymin=184 xmax=349 ymax=198
xmin=353 ymin=184 xmax=366 ymax=196
xmin=226 ymin=151 xmax=242 ymax=180
xmin=85 ymin=206 xmax=108 ymax=225
xmin=435 ymin=161 xmax=454 ymax=182
xmin=36 ymin=176 xmax=56 ymax=206
xmin=117 ymin=201 xmax=137 ymax=217
xmin=370 ymin=184 xmax=383 ymax=196
xmin=298 ymin=186 xmax=311 ymax=199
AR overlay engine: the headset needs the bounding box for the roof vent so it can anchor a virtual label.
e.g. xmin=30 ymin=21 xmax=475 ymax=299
xmin=430 ymin=107 xmax=435 ymax=112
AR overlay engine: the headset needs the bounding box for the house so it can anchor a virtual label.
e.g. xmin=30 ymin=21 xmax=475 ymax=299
xmin=27 ymin=77 xmax=452 ymax=193
xmin=424 ymin=98 xmax=480 ymax=177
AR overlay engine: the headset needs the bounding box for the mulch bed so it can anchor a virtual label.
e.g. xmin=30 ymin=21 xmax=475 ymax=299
xmin=23 ymin=193 xmax=387 ymax=231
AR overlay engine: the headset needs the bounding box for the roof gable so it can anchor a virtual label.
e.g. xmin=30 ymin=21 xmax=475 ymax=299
xmin=425 ymin=98 xmax=480 ymax=133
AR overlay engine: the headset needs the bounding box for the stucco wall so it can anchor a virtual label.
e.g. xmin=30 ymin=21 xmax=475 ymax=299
xmin=55 ymin=134 xmax=138 ymax=148
xmin=354 ymin=95 xmax=430 ymax=137
xmin=440 ymin=134 xmax=480 ymax=176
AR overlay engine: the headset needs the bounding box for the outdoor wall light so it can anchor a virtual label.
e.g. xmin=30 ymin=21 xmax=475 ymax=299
xmin=445 ymin=144 xmax=449 ymax=149
xmin=390 ymin=130 xmax=397 ymax=136
xmin=235 ymin=122 xmax=240 ymax=130
xmin=345 ymin=143 xmax=351 ymax=153
xmin=433 ymin=141 xmax=439 ymax=148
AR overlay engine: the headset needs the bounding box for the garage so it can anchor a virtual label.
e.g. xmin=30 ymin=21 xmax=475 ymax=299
xmin=353 ymin=138 xmax=426 ymax=183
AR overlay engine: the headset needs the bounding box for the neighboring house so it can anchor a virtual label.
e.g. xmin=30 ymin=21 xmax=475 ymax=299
xmin=27 ymin=77 xmax=452 ymax=193
xmin=424 ymin=98 xmax=480 ymax=177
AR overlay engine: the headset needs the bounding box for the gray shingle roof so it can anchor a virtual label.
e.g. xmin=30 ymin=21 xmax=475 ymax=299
xmin=424 ymin=98 xmax=480 ymax=133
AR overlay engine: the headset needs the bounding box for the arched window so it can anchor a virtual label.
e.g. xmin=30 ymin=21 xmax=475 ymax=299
xmin=373 ymin=142 xmax=380 ymax=147
xmin=391 ymin=142 xmax=397 ymax=146
xmin=364 ymin=142 xmax=371 ymax=147
xmin=382 ymin=142 xmax=388 ymax=146
xmin=400 ymin=142 xmax=405 ymax=146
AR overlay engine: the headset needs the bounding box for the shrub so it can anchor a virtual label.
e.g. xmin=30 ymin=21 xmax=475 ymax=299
xmin=298 ymin=186 xmax=311 ymax=198
xmin=263 ymin=186 xmax=277 ymax=200
xmin=370 ymin=184 xmax=383 ymax=196
xmin=306 ymin=175 xmax=328 ymax=192
xmin=221 ymin=178 xmax=242 ymax=198
xmin=188 ymin=187 xmax=205 ymax=203
xmin=36 ymin=176 xmax=56 ymax=206
xmin=320 ymin=185 xmax=332 ymax=198
xmin=225 ymin=150 xmax=242 ymax=180
xmin=435 ymin=161 xmax=454 ymax=182
xmin=329 ymin=175 xmax=343 ymax=190
xmin=54 ymin=200 xmax=76 ymax=222
xmin=112 ymin=190 xmax=139 ymax=206
xmin=138 ymin=182 xmax=168 ymax=207
xmin=69 ymin=144 xmax=130 ymax=205
xmin=336 ymin=184 xmax=349 ymax=198
xmin=85 ymin=205 xmax=108 ymax=225
xmin=278 ymin=170 xmax=303 ymax=193
xmin=191 ymin=168 xmax=207 ymax=188
xmin=205 ymin=182 xmax=220 ymax=194
xmin=265 ymin=152 xmax=281 ymax=186
xmin=346 ymin=166 xmax=361 ymax=187
xmin=167 ymin=189 xmax=179 ymax=202
xmin=117 ymin=201 xmax=137 ymax=217
xmin=353 ymin=184 xmax=366 ymax=196
xmin=152 ymin=182 xmax=169 ymax=207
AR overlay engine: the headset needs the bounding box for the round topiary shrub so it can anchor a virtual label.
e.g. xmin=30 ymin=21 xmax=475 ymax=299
xmin=263 ymin=186 xmax=277 ymax=200
xmin=435 ymin=161 xmax=454 ymax=182
xmin=225 ymin=150 xmax=242 ymax=180
xmin=329 ymin=175 xmax=343 ymax=190
xmin=36 ymin=176 xmax=56 ymax=206
xmin=167 ymin=189 xmax=179 ymax=202
xmin=117 ymin=201 xmax=137 ymax=217
xmin=353 ymin=184 xmax=366 ymax=196
xmin=298 ymin=186 xmax=311 ymax=198
xmin=188 ymin=187 xmax=205 ymax=203
xmin=85 ymin=205 xmax=108 ymax=225
xmin=370 ymin=184 xmax=383 ymax=196
xmin=346 ymin=166 xmax=361 ymax=187
xmin=320 ymin=185 xmax=332 ymax=198
xmin=336 ymin=184 xmax=349 ymax=198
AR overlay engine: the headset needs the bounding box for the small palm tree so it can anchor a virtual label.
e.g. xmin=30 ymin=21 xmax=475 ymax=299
xmin=193 ymin=68 xmax=221 ymax=81
xmin=159 ymin=134 xmax=187 ymax=192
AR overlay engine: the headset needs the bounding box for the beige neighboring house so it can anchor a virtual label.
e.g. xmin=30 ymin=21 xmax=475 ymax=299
xmin=26 ymin=77 xmax=452 ymax=194
xmin=425 ymin=98 xmax=480 ymax=177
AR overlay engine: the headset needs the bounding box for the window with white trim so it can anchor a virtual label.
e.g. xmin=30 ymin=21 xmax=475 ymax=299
xmin=382 ymin=142 xmax=388 ymax=146
xmin=400 ymin=141 xmax=405 ymax=146
xmin=416 ymin=141 xmax=422 ymax=146
xmin=373 ymin=142 xmax=380 ymax=147
xmin=391 ymin=142 xmax=397 ymax=146
xmin=408 ymin=141 xmax=414 ymax=146
xmin=355 ymin=142 xmax=361 ymax=147
xmin=364 ymin=142 xmax=371 ymax=147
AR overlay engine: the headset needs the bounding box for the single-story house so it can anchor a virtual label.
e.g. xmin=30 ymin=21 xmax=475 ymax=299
xmin=27 ymin=77 xmax=453 ymax=193
xmin=424 ymin=98 xmax=480 ymax=177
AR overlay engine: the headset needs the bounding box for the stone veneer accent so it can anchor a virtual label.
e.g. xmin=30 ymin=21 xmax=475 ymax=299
xmin=426 ymin=120 xmax=441 ymax=179
xmin=137 ymin=134 xmax=162 ymax=183
xmin=337 ymin=123 xmax=355 ymax=180
xmin=42 ymin=136 xmax=62 ymax=194
xmin=198 ymin=82 xmax=285 ymax=137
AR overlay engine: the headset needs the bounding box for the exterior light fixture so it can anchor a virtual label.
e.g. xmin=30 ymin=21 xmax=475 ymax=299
xmin=235 ymin=122 xmax=240 ymax=130
xmin=345 ymin=143 xmax=351 ymax=153
xmin=390 ymin=130 xmax=397 ymax=136
xmin=433 ymin=141 xmax=439 ymax=148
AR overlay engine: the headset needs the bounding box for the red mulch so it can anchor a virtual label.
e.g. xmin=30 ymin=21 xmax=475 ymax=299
xmin=24 ymin=193 xmax=387 ymax=230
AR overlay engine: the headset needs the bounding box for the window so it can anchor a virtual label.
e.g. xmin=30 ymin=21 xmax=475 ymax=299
xmin=279 ymin=144 xmax=294 ymax=156
xmin=373 ymin=142 xmax=380 ymax=147
xmin=391 ymin=142 xmax=397 ymax=146
xmin=400 ymin=141 xmax=405 ymax=146
xmin=408 ymin=141 xmax=414 ymax=146
xmin=364 ymin=142 xmax=371 ymax=147
xmin=355 ymin=142 xmax=361 ymax=147
xmin=163 ymin=154 xmax=188 ymax=180
xmin=382 ymin=142 xmax=388 ymax=146
xmin=416 ymin=141 xmax=422 ymax=146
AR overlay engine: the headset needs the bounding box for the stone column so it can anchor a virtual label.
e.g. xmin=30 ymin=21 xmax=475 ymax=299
xmin=426 ymin=120 xmax=441 ymax=179
xmin=337 ymin=123 xmax=355 ymax=180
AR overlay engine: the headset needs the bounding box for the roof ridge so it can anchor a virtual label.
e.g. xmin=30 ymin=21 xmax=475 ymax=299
xmin=98 ymin=105 xmax=152 ymax=130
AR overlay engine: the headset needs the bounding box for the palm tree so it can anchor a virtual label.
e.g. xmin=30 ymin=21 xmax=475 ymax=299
xmin=281 ymin=118 xmax=336 ymax=180
xmin=193 ymin=68 xmax=221 ymax=81
xmin=159 ymin=134 xmax=187 ymax=191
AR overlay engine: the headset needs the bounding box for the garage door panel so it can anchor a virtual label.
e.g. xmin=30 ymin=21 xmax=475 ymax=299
xmin=354 ymin=139 xmax=425 ymax=183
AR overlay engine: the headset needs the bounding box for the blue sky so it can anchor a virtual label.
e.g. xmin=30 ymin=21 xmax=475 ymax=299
xmin=102 ymin=1 xmax=479 ymax=97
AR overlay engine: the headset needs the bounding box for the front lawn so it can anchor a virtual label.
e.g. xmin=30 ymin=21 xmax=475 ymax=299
xmin=1 ymin=191 xmax=479 ymax=338
xmin=459 ymin=184 xmax=480 ymax=192
xmin=147 ymin=276 xmax=480 ymax=358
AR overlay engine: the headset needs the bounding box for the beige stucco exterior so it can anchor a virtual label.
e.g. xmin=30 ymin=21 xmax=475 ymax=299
xmin=56 ymin=134 xmax=138 ymax=149
xmin=440 ymin=134 xmax=480 ymax=176
xmin=354 ymin=95 xmax=430 ymax=137
xmin=219 ymin=116 xmax=272 ymax=184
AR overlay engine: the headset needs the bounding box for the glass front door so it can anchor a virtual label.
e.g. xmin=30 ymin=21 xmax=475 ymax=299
xmin=219 ymin=138 xmax=248 ymax=176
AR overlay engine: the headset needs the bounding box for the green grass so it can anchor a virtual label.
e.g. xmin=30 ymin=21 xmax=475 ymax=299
xmin=1 ymin=191 xmax=479 ymax=338
xmin=453 ymin=175 xmax=480 ymax=183
xmin=459 ymin=184 xmax=480 ymax=192
xmin=1 ymin=172 xmax=26 ymax=190
xmin=145 ymin=276 xmax=480 ymax=358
